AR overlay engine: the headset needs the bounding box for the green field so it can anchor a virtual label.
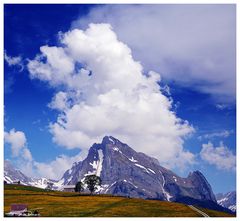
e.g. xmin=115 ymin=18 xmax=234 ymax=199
xmin=4 ymin=184 xmax=234 ymax=217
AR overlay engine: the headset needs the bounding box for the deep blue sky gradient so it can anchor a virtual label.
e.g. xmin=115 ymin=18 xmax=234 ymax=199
xmin=4 ymin=4 xmax=236 ymax=194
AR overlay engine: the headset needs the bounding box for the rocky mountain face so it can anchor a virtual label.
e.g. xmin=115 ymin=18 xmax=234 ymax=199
xmin=216 ymin=191 xmax=236 ymax=212
xmin=60 ymin=136 xmax=216 ymax=203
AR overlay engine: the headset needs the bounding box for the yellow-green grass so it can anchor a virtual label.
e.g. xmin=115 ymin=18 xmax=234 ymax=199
xmin=4 ymin=184 xmax=234 ymax=217
xmin=193 ymin=205 xmax=235 ymax=218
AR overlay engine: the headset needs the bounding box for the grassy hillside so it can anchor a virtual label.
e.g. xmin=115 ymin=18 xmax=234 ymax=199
xmin=4 ymin=184 xmax=234 ymax=217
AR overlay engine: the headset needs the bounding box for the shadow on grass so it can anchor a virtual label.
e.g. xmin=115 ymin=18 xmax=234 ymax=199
xmin=80 ymin=198 xmax=129 ymax=217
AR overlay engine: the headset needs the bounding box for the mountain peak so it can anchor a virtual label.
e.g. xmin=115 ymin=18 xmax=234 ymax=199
xmin=86 ymin=136 xmax=120 ymax=162
xmin=188 ymin=170 xmax=204 ymax=178
xmin=188 ymin=170 xmax=209 ymax=186
xmin=101 ymin=135 xmax=118 ymax=145
xmin=59 ymin=136 xmax=217 ymax=206
xmin=187 ymin=170 xmax=216 ymax=203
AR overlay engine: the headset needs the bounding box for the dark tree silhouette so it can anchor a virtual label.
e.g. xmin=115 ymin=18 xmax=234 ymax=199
xmin=75 ymin=181 xmax=84 ymax=193
xmin=84 ymin=175 xmax=101 ymax=195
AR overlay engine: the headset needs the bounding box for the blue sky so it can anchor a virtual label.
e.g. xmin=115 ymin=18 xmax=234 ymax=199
xmin=4 ymin=4 xmax=236 ymax=194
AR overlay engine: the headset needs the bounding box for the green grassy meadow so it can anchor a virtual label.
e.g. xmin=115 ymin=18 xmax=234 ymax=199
xmin=4 ymin=184 xmax=234 ymax=217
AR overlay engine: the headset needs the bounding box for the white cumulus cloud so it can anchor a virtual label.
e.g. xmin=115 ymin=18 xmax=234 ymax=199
xmin=72 ymin=5 xmax=236 ymax=103
xmin=33 ymin=152 xmax=86 ymax=179
xmin=4 ymin=129 xmax=86 ymax=179
xmin=200 ymin=141 xmax=236 ymax=171
xmin=27 ymin=23 xmax=195 ymax=169
xmin=4 ymin=129 xmax=31 ymax=160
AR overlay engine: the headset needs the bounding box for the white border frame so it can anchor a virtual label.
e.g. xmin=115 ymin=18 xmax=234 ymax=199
xmin=1 ymin=1 xmax=239 ymax=220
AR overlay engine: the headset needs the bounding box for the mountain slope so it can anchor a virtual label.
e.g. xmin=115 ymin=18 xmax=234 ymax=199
xmin=4 ymin=160 xmax=32 ymax=185
xmin=216 ymin=191 xmax=236 ymax=212
xmin=4 ymin=160 xmax=58 ymax=189
xmin=60 ymin=136 xmax=216 ymax=204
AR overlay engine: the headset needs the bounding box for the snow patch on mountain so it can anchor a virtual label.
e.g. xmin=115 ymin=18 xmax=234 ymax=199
xmin=54 ymin=179 xmax=65 ymax=189
xmin=216 ymin=191 xmax=236 ymax=212
xmin=148 ymin=168 xmax=156 ymax=174
xmin=229 ymin=205 xmax=236 ymax=212
xmin=96 ymin=149 xmax=103 ymax=177
xmin=88 ymin=149 xmax=104 ymax=177
xmin=159 ymin=170 xmax=172 ymax=201
xmin=128 ymin=157 xmax=137 ymax=162
xmin=113 ymin=147 xmax=122 ymax=154
xmin=173 ymin=176 xmax=177 ymax=182
xmin=135 ymin=163 xmax=150 ymax=174
xmin=84 ymin=170 xmax=95 ymax=176
xmin=90 ymin=160 xmax=98 ymax=169
xmin=29 ymin=178 xmax=49 ymax=189
xmin=4 ymin=175 xmax=13 ymax=183
xmin=96 ymin=184 xmax=109 ymax=193
xmin=109 ymin=137 xmax=115 ymax=144
xmin=103 ymin=181 xmax=117 ymax=194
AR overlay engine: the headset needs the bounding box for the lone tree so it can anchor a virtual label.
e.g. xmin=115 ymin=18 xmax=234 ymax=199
xmin=84 ymin=175 xmax=101 ymax=195
xmin=75 ymin=181 xmax=84 ymax=193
